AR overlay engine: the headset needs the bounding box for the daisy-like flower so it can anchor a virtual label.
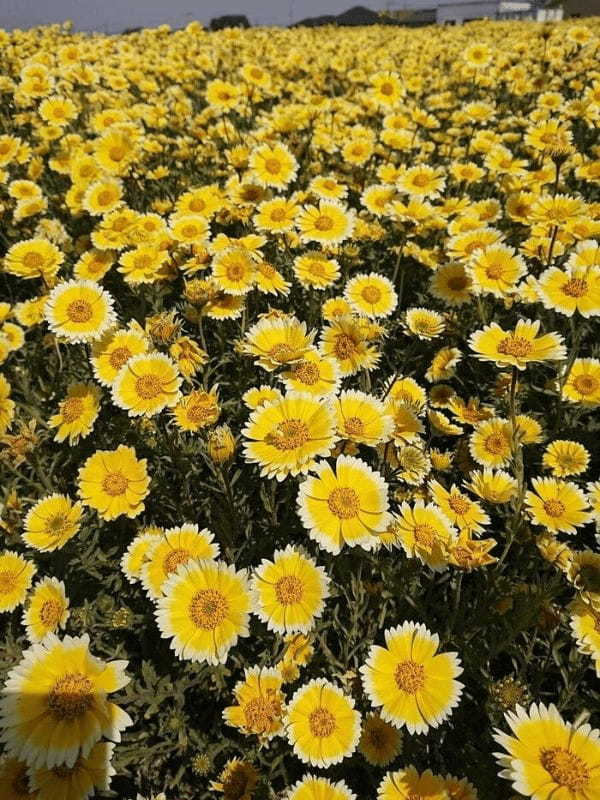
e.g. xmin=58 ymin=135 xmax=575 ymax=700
xmin=4 ymin=238 xmax=64 ymax=281
xmin=211 ymin=248 xmax=256 ymax=295
xmin=241 ymin=316 xmax=315 ymax=371
xmin=223 ymin=666 xmax=285 ymax=741
xmin=493 ymin=703 xmax=600 ymax=799
xmin=82 ymin=177 xmax=123 ymax=216
xmin=393 ymin=501 xmax=457 ymax=571
xmin=386 ymin=402 xmax=425 ymax=445
xmin=543 ymin=440 xmax=590 ymax=477
xmin=588 ymin=481 xmax=600 ymax=524
xmin=293 ymin=253 xmax=340 ymax=290
xmin=48 ymin=382 xmax=101 ymax=444
xmin=254 ymin=197 xmax=299 ymax=233
xmin=442 ymin=774 xmax=479 ymax=799
xmin=429 ymin=262 xmax=473 ymax=307
xmin=429 ymin=479 xmax=490 ymax=534
xmin=399 ymin=165 xmax=446 ymax=198
xmin=142 ymin=524 xmax=219 ymax=599
xmin=77 ymin=445 xmax=150 ymax=521
xmin=562 ymin=358 xmax=600 ymax=407
xmin=155 ymin=560 xmax=252 ymax=664
xmin=45 ymin=279 xmax=116 ymax=343
xmin=296 ymin=200 xmax=355 ymax=245
xmin=537 ymin=264 xmax=600 ymax=317
xmin=118 ymin=245 xmax=168 ymax=285
xmin=169 ymin=214 xmax=209 ymax=245
xmin=335 ymin=389 xmax=394 ymax=446
xmin=288 ymin=774 xmax=356 ymax=800
xmin=23 ymin=494 xmax=83 ymax=551
xmin=371 ymin=70 xmax=403 ymax=107
xmin=344 ymin=273 xmax=398 ymax=319
xmin=468 ymin=245 xmax=526 ymax=298
xmin=359 ymin=713 xmax=403 ymax=767
xmin=210 ymin=759 xmax=259 ymax=799
xmin=0 ymin=374 xmax=15 ymax=435
xmin=91 ymin=324 xmax=149 ymax=387
xmin=469 ymin=418 xmax=512 ymax=469
xmin=172 ymin=389 xmax=220 ymax=432
xmin=112 ymin=352 xmax=181 ymax=417
xmin=377 ymin=767 xmax=448 ymax=799
xmin=242 ymin=391 xmax=337 ymax=481
xmin=29 ymin=741 xmax=115 ymax=800
xmin=319 ymin=315 xmax=380 ymax=376
xmin=524 ymin=477 xmax=591 ymax=534
xmin=285 ymin=678 xmax=361 ymax=768
xmin=425 ymin=346 xmax=462 ymax=383
xmin=297 ymin=455 xmax=389 ymax=554
xmin=0 ymin=633 xmax=131 ymax=769
xmin=243 ymin=385 xmax=283 ymax=410
xmin=469 ymin=319 xmax=566 ymax=370
xmin=0 ymin=551 xmax=36 ymax=613
xmin=251 ymin=545 xmax=329 ymax=634
xmin=281 ymin=349 xmax=341 ymax=398
xmin=121 ymin=528 xmax=162 ymax=585
xmin=249 ymin=143 xmax=298 ymax=189
xmin=386 ymin=376 xmax=427 ymax=414
xmin=0 ymin=756 xmax=36 ymax=799
xmin=404 ymin=308 xmax=445 ymax=339
xmin=361 ymin=622 xmax=463 ymax=735
xmin=569 ymin=597 xmax=600 ymax=678
xmin=22 ymin=577 xmax=69 ymax=643
xmin=465 ymin=468 xmax=518 ymax=504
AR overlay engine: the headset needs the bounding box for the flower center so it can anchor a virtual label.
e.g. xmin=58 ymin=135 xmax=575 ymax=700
xmin=135 ymin=374 xmax=163 ymax=399
xmin=270 ymin=208 xmax=286 ymax=222
xmin=333 ymin=333 xmax=357 ymax=359
xmin=189 ymin=588 xmax=229 ymax=629
xmin=394 ymin=659 xmax=426 ymax=693
xmin=543 ymin=499 xmax=565 ymax=518
xmin=243 ymin=693 xmax=280 ymax=733
xmin=265 ymin=158 xmax=282 ymax=174
xmin=573 ymin=374 xmax=598 ymax=395
xmin=448 ymin=494 xmax=471 ymax=515
xmin=327 ymin=487 xmax=360 ymax=519
xmin=163 ymin=548 xmax=190 ymax=575
xmin=0 ymin=571 xmax=17 ymax=594
xmin=134 ymin=253 xmax=153 ymax=270
xmin=266 ymin=419 xmax=310 ymax=450
xmin=109 ymin=346 xmax=132 ymax=370
xmin=293 ymin=361 xmax=320 ymax=386
xmin=380 ymin=81 xmax=394 ymax=96
xmin=48 ymin=672 xmax=94 ymax=719
xmin=268 ymin=343 xmax=295 ymax=361
xmin=412 ymin=173 xmax=430 ymax=187
xmin=315 ymin=215 xmax=334 ymax=232
xmin=485 ymin=433 xmax=509 ymax=455
xmin=182 ymin=224 xmax=199 ymax=238
xmin=61 ymin=396 xmax=84 ymax=424
xmin=186 ymin=400 xmax=216 ymax=424
xmin=97 ymin=190 xmax=114 ymax=206
xmin=46 ymin=513 xmax=69 ymax=536
xmin=274 ymin=575 xmax=304 ymax=605
xmin=102 ymin=471 xmax=128 ymax=496
xmin=485 ymin=263 xmax=505 ymax=280
xmin=539 ymin=747 xmax=589 ymax=791
xmin=362 ymin=285 xmax=382 ymax=304
xmin=308 ymin=260 xmax=326 ymax=276
xmin=562 ymin=278 xmax=588 ymax=298
xmin=225 ymin=262 xmax=246 ymax=281
xmin=66 ymin=299 xmax=94 ymax=323
xmin=23 ymin=251 xmax=44 ymax=269
xmin=189 ymin=198 xmax=206 ymax=212
xmin=40 ymin=598 xmax=63 ymax=627
xmin=308 ymin=707 xmax=336 ymax=737
xmin=496 ymin=336 xmax=533 ymax=358
xmin=447 ymin=275 xmax=469 ymax=291
xmin=413 ymin=524 xmax=436 ymax=548
xmin=344 ymin=416 xmax=365 ymax=436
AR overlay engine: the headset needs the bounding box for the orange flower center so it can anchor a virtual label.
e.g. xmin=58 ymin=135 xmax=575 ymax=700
xmin=562 ymin=278 xmax=588 ymax=298
xmin=270 ymin=208 xmax=286 ymax=222
xmin=447 ymin=275 xmax=469 ymax=291
xmin=412 ymin=173 xmax=430 ymax=187
xmin=0 ymin=570 xmax=17 ymax=594
xmin=189 ymin=588 xmax=229 ymax=629
xmin=66 ymin=299 xmax=94 ymax=323
xmin=448 ymin=494 xmax=471 ymax=515
xmin=163 ymin=548 xmax=190 ymax=575
xmin=293 ymin=360 xmax=320 ymax=386
xmin=543 ymin=499 xmax=565 ymax=518
xmin=333 ymin=333 xmax=357 ymax=359
xmin=188 ymin=198 xmax=206 ymax=212
xmin=361 ymin=285 xmax=382 ymax=304
xmin=48 ymin=672 xmax=94 ymax=719
xmin=308 ymin=260 xmax=326 ymax=276
xmin=266 ymin=419 xmax=310 ymax=450
xmin=540 ymin=747 xmax=589 ymax=791
xmin=61 ymin=396 xmax=84 ymax=424
xmin=135 ymin=374 xmax=163 ymax=399
xmin=380 ymin=81 xmax=394 ymax=96
xmin=413 ymin=524 xmax=436 ymax=548
xmin=275 ymin=575 xmax=304 ymax=605
xmin=308 ymin=707 xmax=336 ymax=737
xmin=23 ymin=251 xmax=45 ymax=269
xmin=108 ymin=145 xmax=126 ymax=162
xmin=315 ymin=214 xmax=334 ymax=232
xmin=573 ymin=374 xmax=598 ymax=395
xmin=485 ymin=263 xmax=505 ymax=280
xmin=225 ymin=262 xmax=246 ymax=281
xmin=102 ymin=471 xmax=129 ymax=496
xmin=40 ymin=598 xmax=63 ymax=626
xmin=485 ymin=433 xmax=509 ymax=455
xmin=394 ymin=659 xmax=426 ymax=693
xmin=497 ymin=336 xmax=533 ymax=358
xmin=268 ymin=343 xmax=295 ymax=361
xmin=109 ymin=346 xmax=132 ymax=370
xmin=327 ymin=487 xmax=360 ymax=519
xmin=243 ymin=692 xmax=280 ymax=733
xmin=265 ymin=158 xmax=282 ymax=175
xmin=344 ymin=416 xmax=365 ymax=437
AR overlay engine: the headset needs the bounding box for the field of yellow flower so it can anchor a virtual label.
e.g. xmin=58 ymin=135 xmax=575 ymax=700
xmin=1 ymin=14 xmax=600 ymax=800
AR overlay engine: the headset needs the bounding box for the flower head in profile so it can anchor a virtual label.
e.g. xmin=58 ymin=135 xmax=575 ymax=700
xmin=394 ymin=502 xmax=457 ymax=571
xmin=469 ymin=319 xmax=566 ymax=369
xmin=0 ymin=551 xmax=36 ymax=613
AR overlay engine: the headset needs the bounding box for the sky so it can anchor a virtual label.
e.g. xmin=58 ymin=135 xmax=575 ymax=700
xmin=0 ymin=0 xmax=440 ymax=33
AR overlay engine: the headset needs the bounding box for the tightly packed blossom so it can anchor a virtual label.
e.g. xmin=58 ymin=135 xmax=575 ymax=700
xmin=0 ymin=13 xmax=599 ymax=800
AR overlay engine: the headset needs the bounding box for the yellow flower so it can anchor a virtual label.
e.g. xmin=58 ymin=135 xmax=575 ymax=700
xmin=468 ymin=245 xmax=526 ymax=297
xmin=371 ymin=71 xmax=403 ymax=107
xmin=562 ymin=359 xmax=600 ymax=406
xmin=0 ymin=633 xmax=131 ymax=769
xmin=91 ymin=325 xmax=149 ymax=386
xmin=74 ymin=248 xmax=114 ymax=281
xmin=249 ymin=143 xmax=298 ymax=189
xmin=0 ymin=551 xmax=36 ymax=612
xmin=169 ymin=214 xmax=209 ymax=245
xmin=23 ymin=494 xmax=82 ymax=552
xmin=470 ymin=319 xmax=566 ymax=370
xmin=254 ymin=197 xmax=299 ymax=233
xmin=281 ymin=349 xmax=341 ymax=398
xmin=442 ymin=774 xmax=478 ymax=799
xmin=429 ymin=479 xmax=490 ymax=534
xmin=296 ymin=201 xmax=355 ymax=245
xmin=359 ymin=713 xmax=403 ymax=767
xmin=22 ymin=577 xmax=69 ymax=643
xmin=120 ymin=528 xmax=162 ymax=585
xmin=211 ymin=247 xmax=256 ymax=295
xmin=0 ymin=756 xmax=36 ymax=800
xmin=48 ymin=382 xmax=100 ymax=444
xmin=297 ymin=455 xmax=389 ymax=554
xmin=45 ymin=279 xmax=116 ymax=343
xmin=251 ymin=545 xmax=329 ymax=634
xmin=241 ymin=316 xmax=315 ymax=371
xmin=288 ymin=775 xmax=355 ymax=800
xmin=4 ymin=238 xmax=64 ymax=281
xmin=243 ymin=391 xmax=336 ymax=481
xmin=223 ymin=666 xmax=285 ymax=741
xmin=82 ymin=177 xmax=123 ymax=216
xmin=172 ymin=389 xmax=220 ymax=433
xmin=429 ymin=262 xmax=473 ymax=307
xmin=335 ymin=389 xmax=394 ymax=446
xmin=294 ymin=253 xmax=340 ymax=290
xmin=404 ymin=308 xmax=445 ymax=339
xmin=345 ymin=273 xmax=397 ymax=318
xmin=588 ymin=481 xmax=600 ymax=524
xmin=112 ymin=352 xmax=181 ymax=417
xmin=525 ymin=477 xmax=591 ymax=534
xmin=118 ymin=245 xmax=168 ymax=285
xmin=537 ymin=264 xmax=600 ymax=317
xmin=211 ymin=759 xmax=259 ymax=800
xmin=362 ymin=622 xmax=463 ymax=736
xmin=141 ymin=524 xmax=219 ymax=599
xmin=319 ymin=315 xmax=380 ymax=376
xmin=465 ymin=468 xmax=518 ymax=504
xmin=469 ymin=417 xmax=512 ymax=468
xmin=393 ymin=501 xmax=457 ymax=571
xmin=155 ymin=560 xmax=251 ymax=664
xmin=242 ymin=385 xmax=283 ymax=409
xmin=377 ymin=767 xmax=449 ymax=800
xmin=425 ymin=347 xmax=462 ymax=383
xmin=285 ymin=678 xmax=360 ymax=768
xmin=543 ymin=440 xmax=589 ymax=477
xmin=77 ymin=445 xmax=150 ymax=520
xmin=494 ymin=703 xmax=600 ymax=799
xmin=399 ymin=165 xmax=446 ymax=198
xmin=29 ymin=741 xmax=115 ymax=800
xmin=0 ymin=374 xmax=15 ymax=435
xmin=569 ymin=597 xmax=600 ymax=678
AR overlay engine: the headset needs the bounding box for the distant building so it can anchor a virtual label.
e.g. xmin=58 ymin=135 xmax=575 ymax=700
xmin=435 ymin=0 xmax=564 ymax=23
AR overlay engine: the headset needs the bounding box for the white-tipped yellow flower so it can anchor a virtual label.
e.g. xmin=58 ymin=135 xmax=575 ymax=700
xmin=45 ymin=279 xmax=116 ymax=343
xmin=112 ymin=352 xmax=181 ymax=417
xmin=22 ymin=577 xmax=69 ymax=643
